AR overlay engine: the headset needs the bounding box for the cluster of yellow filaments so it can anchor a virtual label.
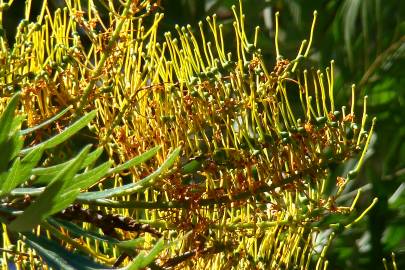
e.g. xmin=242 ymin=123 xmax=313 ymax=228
xmin=0 ymin=0 xmax=376 ymax=269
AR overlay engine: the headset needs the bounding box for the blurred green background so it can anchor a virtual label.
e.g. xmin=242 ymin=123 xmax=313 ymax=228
xmin=3 ymin=0 xmax=404 ymax=269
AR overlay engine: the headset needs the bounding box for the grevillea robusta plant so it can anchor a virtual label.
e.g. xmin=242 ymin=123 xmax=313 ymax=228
xmin=0 ymin=0 xmax=381 ymax=269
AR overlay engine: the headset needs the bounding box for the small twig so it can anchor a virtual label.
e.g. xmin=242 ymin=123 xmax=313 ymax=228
xmin=56 ymin=204 xmax=162 ymax=238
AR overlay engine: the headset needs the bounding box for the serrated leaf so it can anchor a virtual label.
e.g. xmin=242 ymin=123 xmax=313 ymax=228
xmin=24 ymin=233 xmax=112 ymax=270
xmin=0 ymin=146 xmax=44 ymax=196
xmin=20 ymin=106 xmax=72 ymax=135
xmin=78 ymin=147 xmax=180 ymax=201
xmin=20 ymin=110 xmax=97 ymax=155
xmin=9 ymin=146 xmax=91 ymax=232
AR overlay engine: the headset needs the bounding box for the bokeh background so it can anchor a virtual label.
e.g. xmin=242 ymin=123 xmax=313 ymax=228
xmin=3 ymin=0 xmax=404 ymax=269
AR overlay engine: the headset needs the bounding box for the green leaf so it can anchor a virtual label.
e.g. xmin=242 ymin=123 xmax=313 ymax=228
xmin=77 ymin=147 xmax=180 ymax=201
xmin=126 ymin=238 xmax=165 ymax=270
xmin=182 ymin=159 xmax=203 ymax=174
xmin=382 ymin=223 xmax=405 ymax=251
xmin=342 ymin=0 xmax=361 ymax=67
xmin=0 ymin=146 xmax=44 ymax=196
xmin=0 ymin=92 xmax=20 ymax=145
xmin=108 ymin=145 xmax=161 ymax=174
xmin=32 ymin=147 xmax=104 ymax=184
xmin=125 ymin=232 xmax=191 ymax=270
xmin=20 ymin=110 xmax=97 ymax=155
xmin=24 ymin=233 xmax=112 ymax=270
xmin=116 ymin=238 xmax=146 ymax=250
xmin=0 ymin=158 xmax=21 ymax=195
xmin=70 ymin=161 xmax=111 ymax=191
xmin=9 ymin=146 xmax=91 ymax=232
xmin=0 ymin=93 xmax=23 ymax=172
xmin=20 ymin=105 xmax=72 ymax=135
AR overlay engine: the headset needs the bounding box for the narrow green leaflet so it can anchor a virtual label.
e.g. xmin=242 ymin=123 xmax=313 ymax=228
xmin=9 ymin=146 xmax=160 ymax=197
xmin=116 ymin=238 xmax=146 ymax=250
xmin=69 ymin=161 xmax=111 ymax=191
xmin=0 ymin=92 xmax=19 ymax=144
xmin=9 ymin=146 xmax=91 ymax=232
xmin=20 ymin=105 xmax=72 ymax=135
xmin=0 ymin=146 xmax=44 ymax=196
xmin=182 ymin=159 xmax=203 ymax=174
xmin=20 ymin=110 xmax=97 ymax=155
xmin=11 ymin=114 xmax=26 ymax=133
xmin=0 ymin=93 xmax=22 ymax=171
xmin=24 ymin=233 xmax=112 ymax=270
xmin=0 ymin=131 xmax=24 ymax=172
xmin=124 ymin=232 xmax=191 ymax=270
xmin=0 ymin=158 xmax=21 ymax=196
xmin=32 ymin=147 xmax=104 ymax=184
xmin=78 ymin=147 xmax=181 ymax=201
xmin=108 ymin=145 xmax=161 ymax=174
xmin=125 ymin=239 xmax=165 ymax=270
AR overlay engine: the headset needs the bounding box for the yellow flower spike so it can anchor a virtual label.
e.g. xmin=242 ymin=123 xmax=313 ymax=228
xmin=312 ymin=71 xmax=321 ymax=116
xmin=185 ymin=25 xmax=204 ymax=71
xmin=304 ymin=10 xmax=318 ymax=58
xmin=253 ymin=26 xmax=260 ymax=48
xmin=291 ymin=39 xmax=307 ymax=72
xmin=211 ymin=14 xmax=226 ymax=62
xmin=1 ymin=2 xmax=377 ymax=267
xmin=274 ymin=11 xmax=281 ymax=60
xmin=334 ymin=115 xmax=374 ymax=184
xmin=350 ymin=188 xmax=362 ymax=212
xmin=345 ymin=198 xmax=378 ymax=229
xmin=317 ymin=71 xmax=330 ymax=119
xmin=206 ymin=41 xmax=216 ymax=68
xmin=198 ymin=21 xmax=212 ymax=68
xmin=277 ymin=100 xmax=290 ymax=131
xmin=176 ymin=26 xmax=197 ymax=73
xmin=329 ymin=60 xmax=335 ymax=112
xmin=357 ymin=95 xmax=368 ymax=146
xmin=350 ymin=83 xmax=357 ymax=117
xmin=281 ymin=83 xmax=298 ymax=126
xmin=302 ymin=71 xmax=312 ymax=120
